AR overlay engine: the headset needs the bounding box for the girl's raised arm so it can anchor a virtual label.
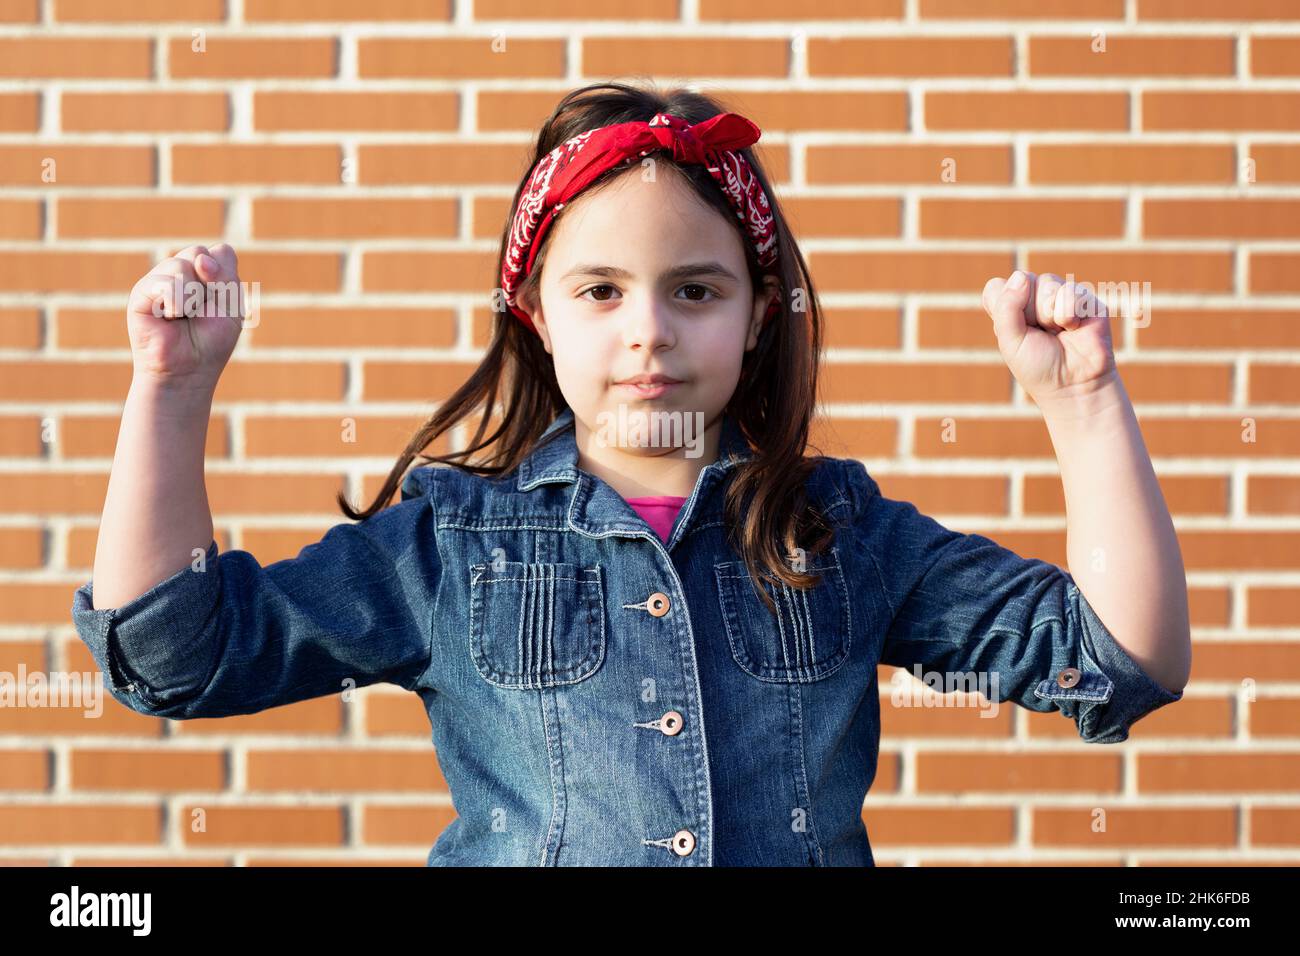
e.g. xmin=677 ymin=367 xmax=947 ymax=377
xmin=90 ymin=243 xmax=242 ymax=610
xmin=73 ymin=243 xmax=439 ymax=720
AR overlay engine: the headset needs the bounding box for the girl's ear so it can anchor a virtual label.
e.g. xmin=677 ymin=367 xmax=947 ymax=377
xmin=522 ymin=294 xmax=553 ymax=355
xmin=746 ymin=275 xmax=782 ymax=350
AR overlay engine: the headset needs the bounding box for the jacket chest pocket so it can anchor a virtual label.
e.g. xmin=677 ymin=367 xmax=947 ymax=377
xmin=714 ymin=546 xmax=851 ymax=683
xmin=468 ymin=560 xmax=606 ymax=689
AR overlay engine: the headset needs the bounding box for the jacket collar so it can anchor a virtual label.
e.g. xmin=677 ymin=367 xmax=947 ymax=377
xmin=517 ymin=406 xmax=752 ymax=491
xmin=516 ymin=406 xmax=753 ymax=547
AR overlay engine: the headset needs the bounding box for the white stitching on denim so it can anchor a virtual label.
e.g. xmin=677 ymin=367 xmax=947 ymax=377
xmin=714 ymin=546 xmax=851 ymax=682
xmin=468 ymin=562 xmax=605 ymax=688
xmin=537 ymin=683 xmax=562 ymax=866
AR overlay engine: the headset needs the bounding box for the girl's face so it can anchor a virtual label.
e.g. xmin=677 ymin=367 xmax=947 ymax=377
xmin=521 ymin=164 xmax=779 ymax=464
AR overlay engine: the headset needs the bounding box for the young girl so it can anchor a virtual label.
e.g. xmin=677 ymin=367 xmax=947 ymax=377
xmin=72 ymin=80 xmax=1190 ymax=867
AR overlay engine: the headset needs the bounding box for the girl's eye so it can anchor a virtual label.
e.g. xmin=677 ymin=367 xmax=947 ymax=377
xmin=678 ymin=283 xmax=718 ymax=302
xmin=577 ymin=284 xmax=719 ymax=303
xmin=579 ymin=284 xmax=619 ymax=302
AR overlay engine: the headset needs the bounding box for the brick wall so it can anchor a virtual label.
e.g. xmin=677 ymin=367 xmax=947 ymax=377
xmin=1 ymin=0 xmax=1296 ymax=865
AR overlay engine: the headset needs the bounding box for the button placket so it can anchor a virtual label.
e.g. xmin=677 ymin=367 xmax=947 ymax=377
xmin=630 ymin=591 xmax=684 ymax=733
xmin=628 ymin=587 xmax=699 ymax=859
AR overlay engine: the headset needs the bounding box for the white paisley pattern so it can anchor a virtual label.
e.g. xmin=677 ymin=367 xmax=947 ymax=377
xmin=502 ymin=128 xmax=598 ymax=303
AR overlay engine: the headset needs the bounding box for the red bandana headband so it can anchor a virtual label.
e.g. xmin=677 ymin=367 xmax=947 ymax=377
xmin=501 ymin=111 xmax=780 ymax=333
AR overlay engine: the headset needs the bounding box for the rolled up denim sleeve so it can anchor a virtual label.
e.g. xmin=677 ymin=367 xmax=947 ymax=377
xmin=69 ymin=468 xmax=439 ymax=721
xmin=843 ymin=461 xmax=1183 ymax=744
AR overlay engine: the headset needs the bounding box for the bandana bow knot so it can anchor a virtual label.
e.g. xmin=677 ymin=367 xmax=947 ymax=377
xmin=644 ymin=111 xmax=757 ymax=165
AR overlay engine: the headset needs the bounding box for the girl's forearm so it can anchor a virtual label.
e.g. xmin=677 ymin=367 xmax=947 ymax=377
xmin=90 ymin=377 xmax=216 ymax=610
xmin=1037 ymin=371 xmax=1192 ymax=694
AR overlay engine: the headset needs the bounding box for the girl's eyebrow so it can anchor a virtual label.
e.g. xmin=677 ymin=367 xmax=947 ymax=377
xmin=559 ymin=261 xmax=742 ymax=283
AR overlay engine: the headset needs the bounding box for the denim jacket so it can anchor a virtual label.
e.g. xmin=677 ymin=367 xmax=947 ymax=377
xmin=71 ymin=406 xmax=1183 ymax=866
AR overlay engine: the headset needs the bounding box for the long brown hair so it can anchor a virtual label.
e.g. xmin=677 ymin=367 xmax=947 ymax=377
xmin=339 ymin=78 xmax=839 ymax=613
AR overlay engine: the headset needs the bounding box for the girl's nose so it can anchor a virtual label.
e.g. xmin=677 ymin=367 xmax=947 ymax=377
xmin=621 ymin=292 xmax=676 ymax=351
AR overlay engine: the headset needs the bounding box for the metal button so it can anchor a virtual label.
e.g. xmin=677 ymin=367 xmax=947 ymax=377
xmin=660 ymin=710 xmax=683 ymax=736
xmin=647 ymin=592 xmax=671 ymax=617
xmin=1057 ymin=666 xmax=1082 ymax=689
xmin=670 ymin=829 xmax=696 ymax=857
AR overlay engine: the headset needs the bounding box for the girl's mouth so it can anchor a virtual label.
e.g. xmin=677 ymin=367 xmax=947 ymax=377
xmin=615 ymin=381 xmax=680 ymax=399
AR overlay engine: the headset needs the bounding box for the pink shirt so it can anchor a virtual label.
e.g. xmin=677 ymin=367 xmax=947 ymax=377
xmin=625 ymin=495 xmax=688 ymax=544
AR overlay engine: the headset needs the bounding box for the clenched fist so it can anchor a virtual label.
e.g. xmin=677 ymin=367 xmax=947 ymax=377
xmin=126 ymin=243 xmax=246 ymax=394
xmin=982 ymin=270 xmax=1117 ymax=405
